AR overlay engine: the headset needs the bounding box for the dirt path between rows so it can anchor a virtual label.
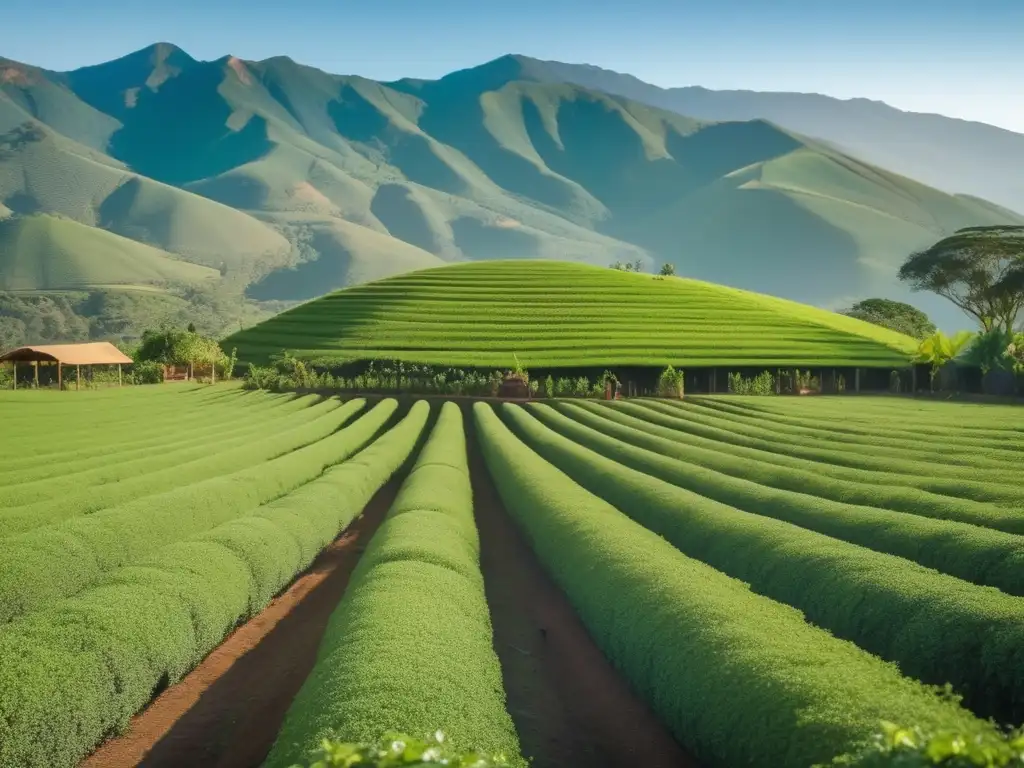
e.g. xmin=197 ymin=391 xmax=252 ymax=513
xmin=466 ymin=414 xmax=699 ymax=768
xmin=80 ymin=478 xmax=403 ymax=768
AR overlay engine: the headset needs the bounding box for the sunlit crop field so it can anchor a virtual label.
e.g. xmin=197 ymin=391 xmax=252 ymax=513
xmin=0 ymin=386 xmax=1021 ymax=768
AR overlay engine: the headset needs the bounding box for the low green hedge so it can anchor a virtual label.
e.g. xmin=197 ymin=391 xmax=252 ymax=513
xmin=473 ymin=402 xmax=995 ymax=768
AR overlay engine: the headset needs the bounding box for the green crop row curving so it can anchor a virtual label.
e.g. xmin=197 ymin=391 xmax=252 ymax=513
xmin=589 ymin=402 xmax=1024 ymax=525
xmin=0 ymin=394 xmax=328 ymax=510
xmin=265 ymin=402 xmax=524 ymax=768
xmin=473 ymin=402 xmax=993 ymax=768
xmin=504 ymin=403 xmax=1024 ymax=723
xmin=544 ymin=402 xmax=1024 ymax=595
xmin=0 ymin=401 xmax=431 ymax=768
xmin=0 ymin=398 xmax=398 ymax=623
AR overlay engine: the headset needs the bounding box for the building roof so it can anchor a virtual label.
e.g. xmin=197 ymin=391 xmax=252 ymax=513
xmin=0 ymin=342 xmax=133 ymax=365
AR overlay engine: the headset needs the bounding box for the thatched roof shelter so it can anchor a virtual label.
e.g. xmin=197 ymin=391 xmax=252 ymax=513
xmin=0 ymin=342 xmax=132 ymax=389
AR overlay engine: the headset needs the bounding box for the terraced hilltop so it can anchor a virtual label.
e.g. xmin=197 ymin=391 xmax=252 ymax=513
xmin=225 ymin=260 xmax=918 ymax=369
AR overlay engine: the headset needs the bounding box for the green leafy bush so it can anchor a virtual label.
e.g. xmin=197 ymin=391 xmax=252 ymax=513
xmin=657 ymin=365 xmax=684 ymax=397
xmin=824 ymin=722 xmax=1024 ymax=767
xmin=473 ymin=403 xmax=994 ymax=768
xmin=265 ymin=403 xmax=524 ymax=767
xmin=291 ymin=731 xmax=515 ymax=767
xmin=727 ymin=371 xmax=776 ymax=395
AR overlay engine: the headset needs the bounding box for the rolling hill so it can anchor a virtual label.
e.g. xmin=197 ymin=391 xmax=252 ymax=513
xmin=225 ymin=260 xmax=918 ymax=369
xmin=1 ymin=43 xmax=1022 ymax=345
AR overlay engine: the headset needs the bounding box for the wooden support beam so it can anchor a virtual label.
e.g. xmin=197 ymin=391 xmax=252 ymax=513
xmin=58 ymin=362 xmax=62 ymax=390
xmin=855 ymin=368 xmax=861 ymax=393
xmin=12 ymin=361 xmax=16 ymax=390
xmin=76 ymin=364 xmax=81 ymax=391
xmin=34 ymin=362 xmax=39 ymax=388
xmin=118 ymin=363 xmax=123 ymax=387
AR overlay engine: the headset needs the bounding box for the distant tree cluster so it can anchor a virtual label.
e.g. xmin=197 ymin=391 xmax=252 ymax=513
xmin=841 ymin=298 xmax=936 ymax=340
xmin=610 ymin=259 xmax=645 ymax=272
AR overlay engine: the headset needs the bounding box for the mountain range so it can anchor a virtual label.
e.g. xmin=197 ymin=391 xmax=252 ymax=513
xmin=1 ymin=42 xmax=1022 ymax=346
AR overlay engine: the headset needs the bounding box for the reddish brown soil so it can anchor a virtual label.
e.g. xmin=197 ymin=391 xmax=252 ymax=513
xmin=79 ymin=479 xmax=402 ymax=768
xmin=465 ymin=416 xmax=700 ymax=768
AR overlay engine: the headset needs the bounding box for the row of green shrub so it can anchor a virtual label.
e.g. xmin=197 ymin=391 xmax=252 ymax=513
xmin=689 ymin=395 xmax=1024 ymax=457
xmin=0 ymin=393 xmax=326 ymax=509
xmin=506 ymin=403 xmax=1024 ymax=723
xmin=574 ymin=401 xmax=1024 ymax=536
xmin=0 ymin=402 xmax=431 ymax=768
xmin=0 ymin=399 xmax=394 ymax=623
xmin=608 ymin=402 xmax=1024 ymax=517
xmin=0 ymin=396 xmax=350 ymax=537
xmin=266 ymin=403 xmax=524 ymax=767
xmin=472 ymin=403 xmax=995 ymax=768
xmin=545 ymin=402 xmax=1024 ymax=597
xmin=0 ymin=391 xmax=311 ymax=486
xmin=640 ymin=399 xmax=1021 ymax=474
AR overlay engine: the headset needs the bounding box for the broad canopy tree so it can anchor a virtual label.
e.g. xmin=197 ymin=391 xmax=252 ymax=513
xmin=898 ymin=226 xmax=1024 ymax=332
xmin=841 ymin=298 xmax=936 ymax=340
xmin=136 ymin=327 xmax=227 ymax=380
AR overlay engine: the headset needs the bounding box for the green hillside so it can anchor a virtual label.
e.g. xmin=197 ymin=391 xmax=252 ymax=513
xmin=225 ymin=260 xmax=918 ymax=368
xmin=1 ymin=43 xmax=1022 ymax=344
xmin=0 ymin=214 xmax=220 ymax=290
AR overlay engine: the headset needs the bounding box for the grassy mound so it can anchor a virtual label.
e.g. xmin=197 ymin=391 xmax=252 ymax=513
xmin=225 ymin=260 xmax=917 ymax=368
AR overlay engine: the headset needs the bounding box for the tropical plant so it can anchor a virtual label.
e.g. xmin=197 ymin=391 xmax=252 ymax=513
xmin=657 ymin=365 xmax=684 ymax=398
xmin=824 ymin=721 xmax=1024 ymax=767
xmin=963 ymin=329 xmax=1020 ymax=374
xmin=916 ymin=331 xmax=975 ymax=388
xmin=289 ymin=731 xmax=515 ymax=767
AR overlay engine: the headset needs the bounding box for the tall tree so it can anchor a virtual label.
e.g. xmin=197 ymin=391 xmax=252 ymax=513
xmin=842 ymin=298 xmax=936 ymax=339
xmin=898 ymin=226 xmax=1024 ymax=332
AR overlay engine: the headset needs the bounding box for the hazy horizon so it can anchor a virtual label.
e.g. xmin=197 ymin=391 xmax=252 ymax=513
xmin=2 ymin=0 xmax=1021 ymax=134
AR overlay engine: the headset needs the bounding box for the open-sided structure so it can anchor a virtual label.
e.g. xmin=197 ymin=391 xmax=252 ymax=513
xmin=0 ymin=342 xmax=133 ymax=390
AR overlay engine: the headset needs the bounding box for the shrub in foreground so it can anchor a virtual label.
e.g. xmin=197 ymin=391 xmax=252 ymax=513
xmin=290 ymin=731 xmax=514 ymax=767
xmin=824 ymin=722 xmax=1024 ymax=767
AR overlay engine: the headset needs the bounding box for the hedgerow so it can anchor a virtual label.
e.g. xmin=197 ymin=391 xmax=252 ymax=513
xmin=505 ymin=403 xmax=1024 ymax=722
xmin=265 ymin=402 xmax=524 ymax=768
xmin=540 ymin=402 xmax=1024 ymax=596
xmin=0 ymin=394 xmax=328 ymax=509
xmin=0 ymin=395 xmax=349 ymax=534
xmin=289 ymin=731 xmax=515 ymax=767
xmin=632 ymin=400 xmax=1021 ymax=478
xmin=585 ymin=402 xmax=1024 ymax=530
xmin=473 ymin=403 xmax=993 ymax=768
xmin=0 ymin=402 xmax=431 ymax=768
xmin=0 ymin=398 xmax=399 ymax=623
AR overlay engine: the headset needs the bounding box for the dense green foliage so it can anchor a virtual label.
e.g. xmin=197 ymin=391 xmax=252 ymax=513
xmin=266 ymin=403 xmax=523 ymax=768
xmin=826 ymin=722 xmax=1024 ymax=767
xmin=473 ymin=402 xmax=995 ymax=768
xmin=505 ymin=402 xmax=1024 ymax=722
xmin=0 ymin=396 xmax=402 ymax=623
xmin=224 ymin=261 xmax=918 ymax=369
xmin=0 ymin=397 xmax=430 ymax=767
xmin=290 ymin=732 xmax=516 ymax=767
xmin=842 ymin=299 xmax=937 ymax=340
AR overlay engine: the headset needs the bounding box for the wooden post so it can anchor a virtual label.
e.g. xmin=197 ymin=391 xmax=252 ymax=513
xmin=12 ymin=361 xmax=15 ymax=390
xmin=76 ymin=365 xmax=81 ymax=391
xmin=58 ymin=362 xmax=62 ymax=390
xmin=118 ymin=364 xmax=123 ymax=387
xmin=211 ymin=360 xmax=216 ymax=385
xmin=855 ymin=368 xmax=861 ymax=393
xmin=34 ymin=362 xmax=39 ymax=388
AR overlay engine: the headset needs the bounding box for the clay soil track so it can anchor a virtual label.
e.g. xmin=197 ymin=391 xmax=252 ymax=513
xmin=80 ymin=478 xmax=404 ymax=768
xmin=465 ymin=409 xmax=697 ymax=768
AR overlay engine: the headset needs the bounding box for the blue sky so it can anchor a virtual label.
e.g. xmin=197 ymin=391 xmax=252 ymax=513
xmin=3 ymin=0 xmax=1021 ymax=132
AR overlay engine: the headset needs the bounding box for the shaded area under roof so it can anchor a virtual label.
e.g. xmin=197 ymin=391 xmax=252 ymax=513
xmin=0 ymin=342 xmax=133 ymax=365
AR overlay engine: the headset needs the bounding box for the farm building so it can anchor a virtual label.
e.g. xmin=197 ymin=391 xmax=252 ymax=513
xmin=224 ymin=260 xmax=920 ymax=394
xmin=0 ymin=342 xmax=133 ymax=389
